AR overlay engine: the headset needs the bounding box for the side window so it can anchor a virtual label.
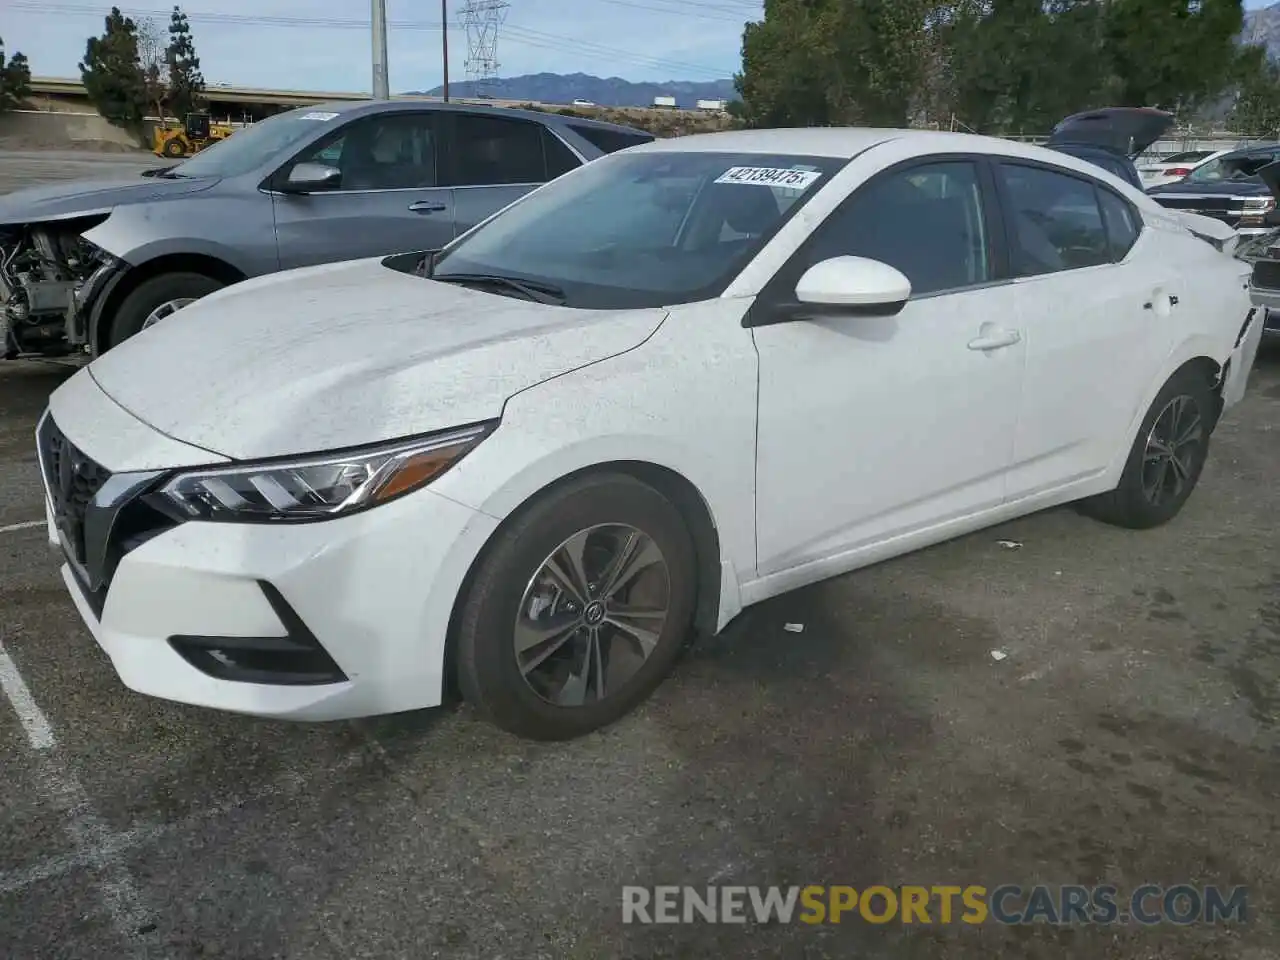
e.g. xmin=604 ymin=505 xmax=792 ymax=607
xmin=1100 ymin=157 xmax=1134 ymax=186
xmin=998 ymin=163 xmax=1110 ymax=277
xmin=542 ymin=128 xmax=581 ymax=179
xmin=1097 ymin=188 xmax=1141 ymax=261
xmin=567 ymin=123 xmax=655 ymax=154
xmin=793 ymin=161 xmax=991 ymax=297
xmin=294 ymin=113 xmax=438 ymax=190
xmin=450 ymin=114 xmax=548 ymax=186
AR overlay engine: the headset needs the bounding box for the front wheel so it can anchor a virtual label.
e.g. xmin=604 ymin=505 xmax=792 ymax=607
xmin=105 ymin=272 xmax=226 ymax=351
xmin=456 ymin=473 xmax=698 ymax=741
xmin=1078 ymin=368 xmax=1216 ymax=529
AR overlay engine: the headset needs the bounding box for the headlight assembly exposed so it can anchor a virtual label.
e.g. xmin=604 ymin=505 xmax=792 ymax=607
xmin=153 ymin=422 xmax=496 ymax=522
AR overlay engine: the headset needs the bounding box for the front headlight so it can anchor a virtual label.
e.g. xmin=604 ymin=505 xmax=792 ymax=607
xmin=152 ymin=421 xmax=496 ymax=523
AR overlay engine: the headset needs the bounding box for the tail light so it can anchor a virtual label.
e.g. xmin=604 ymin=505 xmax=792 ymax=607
xmin=1165 ymin=167 xmax=1192 ymax=178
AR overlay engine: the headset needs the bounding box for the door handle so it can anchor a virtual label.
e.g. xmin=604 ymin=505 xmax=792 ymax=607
xmin=967 ymin=329 xmax=1021 ymax=351
xmin=408 ymin=200 xmax=447 ymax=214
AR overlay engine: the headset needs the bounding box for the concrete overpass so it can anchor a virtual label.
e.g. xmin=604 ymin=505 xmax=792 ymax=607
xmin=29 ymin=76 xmax=536 ymax=117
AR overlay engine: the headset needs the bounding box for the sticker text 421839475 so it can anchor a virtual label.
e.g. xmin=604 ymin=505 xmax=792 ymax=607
xmin=714 ymin=166 xmax=822 ymax=189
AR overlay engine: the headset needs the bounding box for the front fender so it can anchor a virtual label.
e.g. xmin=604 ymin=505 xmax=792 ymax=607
xmin=82 ymin=220 xmax=257 ymax=278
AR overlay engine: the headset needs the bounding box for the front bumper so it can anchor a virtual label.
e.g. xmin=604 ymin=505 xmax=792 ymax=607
xmin=40 ymin=390 xmax=500 ymax=721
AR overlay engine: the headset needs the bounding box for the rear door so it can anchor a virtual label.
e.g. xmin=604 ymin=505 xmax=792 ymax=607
xmin=271 ymin=110 xmax=456 ymax=269
xmin=994 ymin=159 xmax=1179 ymax=498
xmin=440 ymin=112 xmax=584 ymax=236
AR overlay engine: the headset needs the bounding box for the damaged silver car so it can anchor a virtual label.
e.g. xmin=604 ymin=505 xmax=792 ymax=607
xmin=0 ymin=98 xmax=654 ymax=359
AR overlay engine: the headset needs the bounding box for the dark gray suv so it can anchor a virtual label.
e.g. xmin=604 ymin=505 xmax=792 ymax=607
xmin=0 ymin=100 xmax=654 ymax=358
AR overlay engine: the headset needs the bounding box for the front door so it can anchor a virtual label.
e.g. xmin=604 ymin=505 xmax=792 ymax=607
xmin=271 ymin=111 xmax=456 ymax=270
xmin=751 ymin=159 xmax=1026 ymax=576
xmin=441 ymin=111 xmax=583 ymax=236
xmin=992 ymin=159 xmax=1178 ymax=498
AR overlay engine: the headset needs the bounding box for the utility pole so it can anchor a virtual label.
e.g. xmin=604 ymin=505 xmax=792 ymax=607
xmin=371 ymin=0 xmax=389 ymax=99
xmin=441 ymin=0 xmax=450 ymax=101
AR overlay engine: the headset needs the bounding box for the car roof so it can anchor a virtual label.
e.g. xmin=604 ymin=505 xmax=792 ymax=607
xmin=283 ymin=98 xmax=651 ymax=136
xmin=629 ymin=127 xmax=1137 ymax=165
xmin=1219 ymin=142 xmax=1280 ymax=159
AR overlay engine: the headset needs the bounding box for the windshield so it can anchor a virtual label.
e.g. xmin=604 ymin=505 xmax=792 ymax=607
xmin=168 ymin=108 xmax=344 ymax=179
xmin=430 ymin=150 xmax=846 ymax=309
xmin=1184 ymin=154 xmax=1274 ymax=184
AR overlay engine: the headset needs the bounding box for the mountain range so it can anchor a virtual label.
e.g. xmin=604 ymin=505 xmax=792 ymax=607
xmin=407 ymin=5 xmax=1280 ymax=111
xmin=1244 ymin=1 xmax=1280 ymax=56
xmin=410 ymin=72 xmax=737 ymax=108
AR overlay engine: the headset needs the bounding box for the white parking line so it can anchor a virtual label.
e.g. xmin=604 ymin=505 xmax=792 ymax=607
xmin=0 ymin=520 xmax=44 ymax=535
xmin=0 ymin=640 xmax=150 ymax=952
xmin=0 ymin=643 xmax=55 ymax=749
xmin=0 ymin=746 xmax=373 ymax=897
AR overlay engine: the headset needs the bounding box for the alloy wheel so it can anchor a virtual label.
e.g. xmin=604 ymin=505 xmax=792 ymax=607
xmin=141 ymin=297 xmax=197 ymax=330
xmin=514 ymin=523 xmax=671 ymax=707
xmin=1141 ymin=394 xmax=1204 ymax=507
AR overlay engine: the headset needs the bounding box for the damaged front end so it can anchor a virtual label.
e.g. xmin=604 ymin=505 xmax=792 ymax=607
xmin=0 ymin=215 xmax=122 ymax=359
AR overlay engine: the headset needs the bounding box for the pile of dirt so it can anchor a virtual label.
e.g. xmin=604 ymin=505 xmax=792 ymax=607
xmin=0 ymin=133 xmax=146 ymax=153
xmin=0 ymin=111 xmax=149 ymax=154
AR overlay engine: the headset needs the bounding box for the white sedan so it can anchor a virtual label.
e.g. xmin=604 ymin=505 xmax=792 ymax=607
xmin=39 ymin=128 xmax=1266 ymax=740
xmin=1139 ymin=148 xmax=1231 ymax=189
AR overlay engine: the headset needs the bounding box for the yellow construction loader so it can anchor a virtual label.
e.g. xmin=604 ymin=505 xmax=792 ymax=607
xmin=152 ymin=113 xmax=234 ymax=159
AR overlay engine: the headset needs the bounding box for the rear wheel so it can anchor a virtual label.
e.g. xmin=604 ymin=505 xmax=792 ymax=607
xmin=105 ymin=272 xmax=225 ymax=351
xmin=456 ymin=473 xmax=698 ymax=741
xmin=1078 ymin=368 xmax=1216 ymax=529
xmin=161 ymin=138 xmax=187 ymax=159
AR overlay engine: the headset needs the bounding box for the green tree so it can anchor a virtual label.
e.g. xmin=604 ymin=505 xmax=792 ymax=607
xmin=1228 ymin=45 xmax=1280 ymax=137
xmin=0 ymin=37 xmax=33 ymax=113
xmin=79 ymin=7 xmax=148 ymax=131
xmin=1101 ymin=0 xmax=1249 ymax=112
xmin=945 ymin=0 xmax=1105 ymax=134
xmin=166 ymin=6 xmax=205 ymax=119
xmin=736 ymin=0 xmax=938 ymax=128
xmin=735 ymin=0 xmax=839 ymax=128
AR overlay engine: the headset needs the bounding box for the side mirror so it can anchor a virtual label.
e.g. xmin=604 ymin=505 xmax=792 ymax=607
xmin=794 ymin=256 xmax=911 ymax=316
xmin=280 ymin=162 xmax=342 ymax=194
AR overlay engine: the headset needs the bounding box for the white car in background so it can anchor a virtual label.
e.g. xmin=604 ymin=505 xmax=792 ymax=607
xmin=39 ymin=127 xmax=1265 ymax=740
xmin=1139 ymin=148 xmax=1231 ymax=188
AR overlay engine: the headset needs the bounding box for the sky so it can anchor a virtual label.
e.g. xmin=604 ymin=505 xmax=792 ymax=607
xmin=3 ymin=0 xmax=763 ymax=93
xmin=3 ymin=0 xmax=1275 ymax=95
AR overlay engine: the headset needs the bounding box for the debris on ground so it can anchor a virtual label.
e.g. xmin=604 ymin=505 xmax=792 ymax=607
xmin=783 ymin=623 xmax=804 ymax=633
xmin=996 ymin=540 xmax=1022 ymax=550
xmin=990 ymin=650 xmax=1009 ymax=662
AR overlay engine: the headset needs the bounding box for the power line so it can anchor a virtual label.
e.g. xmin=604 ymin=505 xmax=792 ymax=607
xmin=10 ymin=2 xmax=451 ymax=32
xmin=11 ymin=0 xmax=731 ymax=79
xmin=597 ymin=0 xmax=747 ymax=24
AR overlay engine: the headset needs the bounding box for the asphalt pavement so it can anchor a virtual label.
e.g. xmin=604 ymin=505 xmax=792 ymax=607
xmin=2 ymin=149 xmax=1279 ymax=959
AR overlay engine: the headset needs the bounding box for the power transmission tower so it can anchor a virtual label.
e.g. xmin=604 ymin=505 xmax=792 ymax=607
xmin=458 ymin=0 xmax=509 ymax=96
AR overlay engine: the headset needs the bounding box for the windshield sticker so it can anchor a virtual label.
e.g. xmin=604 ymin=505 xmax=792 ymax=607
xmin=300 ymin=111 xmax=340 ymax=121
xmin=715 ymin=166 xmax=822 ymax=189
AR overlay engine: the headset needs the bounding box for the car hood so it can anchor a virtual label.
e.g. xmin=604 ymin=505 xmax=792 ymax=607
xmin=87 ymin=257 xmax=667 ymax=460
xmin=1046 ymin=107 xmax=1174 ymax=158
xmin=0 ymin=174 xmax=218 ymax=225
xmin=1148 ymin=178 xmax=1272 ymax=197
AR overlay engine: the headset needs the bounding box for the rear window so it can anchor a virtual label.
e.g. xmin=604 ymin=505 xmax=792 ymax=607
xmin=568 ymin=123 xmax=655 ymax=154
xmin=1162 ymin=151 xmax=1211 ymax=164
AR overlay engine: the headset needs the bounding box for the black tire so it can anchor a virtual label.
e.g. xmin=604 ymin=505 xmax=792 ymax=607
xmin=456 ymin=473 xmax=698 ymax=741
xmin=106 ymin=272 xmax=225 ymax=350
xmin=161 ymin=138 xmax=187 ymax=158
xmin=1078 ymin=367 xmax=1216 ymax=529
